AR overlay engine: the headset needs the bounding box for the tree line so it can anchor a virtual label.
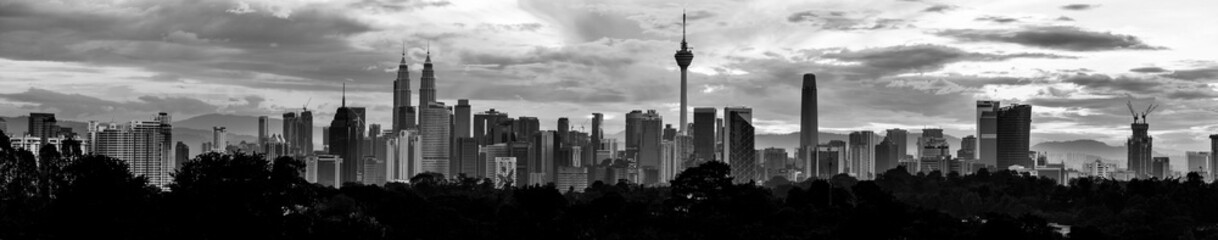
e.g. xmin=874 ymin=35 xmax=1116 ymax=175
xmin=2 ymin=138 xmax=1215 ymax=239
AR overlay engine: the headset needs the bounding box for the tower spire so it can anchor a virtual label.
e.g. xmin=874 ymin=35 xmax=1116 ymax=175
xmin=681 ymin=9 xmax=688 ymax=51
xmin=400 ymin=40 xmax=406 ymax=65
xmin=425 ymin=42 xmax=432 ymax=63
xmin=341 ymin=83 xmax=346 ymax=107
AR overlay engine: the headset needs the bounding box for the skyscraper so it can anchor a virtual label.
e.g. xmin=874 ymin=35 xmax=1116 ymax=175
xmin=625 ymin=110 xmax=644 ymax=161
xmin=532 ymin=131 xmax=558 ymax=184
xmin=800 ymin=73 xmax=818 ymax=179
xmin=1128 ymin=121 xmax=1154 ymax=178
xmin=996 ymin=104 xmax=1032 ymax=170
xmin=420 ymin=102 xmax=452 ymax=175
xmin=1210 ymin=134 xmax=1218 ymax=180
xmin=723 ymin=107 xmax=755 ymax=183
xmin=958 ymin=135 xmax=977 ymax=160
xmin=473 ymin=109 xmax=508 ymax=145
xmin=639 ymin=110 xmax=663 ymax=184
xmin=849 ymin=131 xmax=876 ymax=179
xmin=393 ymin=47 xmax=415 ymax=131
xmin=283 ymin=109 xmax=314 ymax=156
xmin=885 ymin=129 xmax=908 ymax=160
xmin=591 ymin=113 xmax=603 ymax=163
xmin=455 ymin=99 xmax=471 ymax=138
xmin=418 ymin=49 xmax=436 ymax=106
xmin=454 ymin=137 xmax=477 ymax=177
xmin=89 ymin=114 xmax=173 ymax=188
xmin=663 ymin=124 xmax=677 ymax=141
xmin=673 ymin=11 xmax=694 ymax=135
xmin=329 ymin=85 xmax=363 ymax=183
xmin=693 ymin=107 xmax=717 ymax=164
xmin=175 ymin=141 xmax=189 ymax=170
xmin=515 ymin=117 xmax=540 ymax=141
xmin=1186 ymin=151 xmax=1210 ymax=177
xmin=557 ymin=117 xmax=569 ymax=145
xmin=212 ymin=127 xmax=227 ymax=152
xmin=875 ymin=136 xmax=899 ymax=174
xmin=1151 ymin=157 xmax=1170 ymax=178
xmin=976 ymin=101 xmax=999 ymax=166
xmin=258 ymin=116 xmax=269 ymax=153
xmin=29 ymin=113 xmax=59 ymax=142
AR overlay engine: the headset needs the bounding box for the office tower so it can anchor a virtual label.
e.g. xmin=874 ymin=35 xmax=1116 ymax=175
xmin=715 ymin=118 xmax=724 ymax=161
xmin=638 ymin=110 xmax=663 ymax=184
xmin=1151 ymin=157 xmax=1170 ymax=178
xmin=762 ymin=148 xmax=788 ymax=181
xmin=493 ymin=157 xmax=517 ymax=188
xmin=393 ymin=48 xmax=415 ymax=131
xmin=885 ymin=129 xmax=908 ymax=160
xmin=723 ymin=107 xmax=756 ymax=183
xmin=89 ymin=114 xmax=173 ymax=188
xmin=307 ymin=155 xmax=343 ymax=187
xmin=473 ymin=109 xmax=508 ymax=145
xmin=556 ymin=166 xmax=589 ymax=192
xmin=976 ymin=101 xmax=1000 ymax=166
xmin=875 ymin=137 xmax=898 ymax=174
xmin=329 ymin=85 xmax=364 ymax=183
xmin=557 ymin=118 xmax=569 ymax=145
xmin=674 ymin=12 xmax=694 ymax=135
xmin=1211 ymin=135 xmax=1218 ymax=180
xmin=508 ymin=142 xmax=532 ymax=186
xmin=1128 ymin=119 xmax=1154 ymax=178
xmin=958 ymin=135 xmax=977 ymax=160
xmin=386 ymin=129 xmax=421 ymax=182
xmin=693 ymin=108 xmax=716 ymax=165
xmin=0 ymin=117 xmax=7 ymax=134
xmin=1186 ymin=151 xmax=1210 ymax=177
xmin=420 ymin=102 xmax=452 ymax=176
xmin=257 ymin=116 xmax=269 ymax=153
xmin=515 ymin=117 xmax=540 ymax=141
xmin=175 ymin=141 xmax=189 ymax=169
xmin=816 ymin=142 xmax=845 ymax=179
xmin=283 ymin=109 xmax=314 ymax=156
xmin=455 ymin=99 xmax=471 ymax=138
xmin=212 ymin=127 xmax=227 ymax=152
xmin=29 ymin=113 xmax=59 ymax=142
xmin=532 ymin=131 xmax=558 ymax=184
xmin=917 ymin=128 xmax=951 ymax=173
xmin=663 ymin=124 xmax=677 ymax=141
xmin=660 ymin=137 xmax=689 ymax=183
xmin=591 ymin=113 xmax=603 ymax=160
xmin=418 ymin=49 xmax=437 ymax=105
xmin=996 ymin=104 xmax=1032 ymax=170
xmin=800 ymin=73 xmax=818 ymax=179
xmin=478 ymin=143 xmax=510 ymax=178
xmin=454 ymin=137 xmax=477 ymax=177
xmin=849 ymin=131 xmax=876 ymax=179
xmin=362 ymin=156 xmax=386 ymax=185
xmin=625 ymin=110 xmax=644 ymax=160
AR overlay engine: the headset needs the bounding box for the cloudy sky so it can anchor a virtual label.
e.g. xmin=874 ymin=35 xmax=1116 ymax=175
xmin=1 ymin=0 xmax=1216 ymax=152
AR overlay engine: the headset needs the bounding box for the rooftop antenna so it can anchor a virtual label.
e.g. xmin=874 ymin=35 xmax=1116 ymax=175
xmin=341 ymin=83 xmax=346 ymax=107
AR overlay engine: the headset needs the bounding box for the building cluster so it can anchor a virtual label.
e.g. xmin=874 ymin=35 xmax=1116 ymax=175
xmin=5 ymin=14 xmax=1218 ymax=191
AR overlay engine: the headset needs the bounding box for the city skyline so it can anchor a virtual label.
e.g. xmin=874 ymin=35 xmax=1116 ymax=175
xmin=0 ymin=0 xmax=1216 ymax=153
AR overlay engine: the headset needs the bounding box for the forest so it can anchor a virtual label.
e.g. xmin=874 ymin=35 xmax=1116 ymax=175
xmin=2 ymin=139 xmax=1216 ymax=240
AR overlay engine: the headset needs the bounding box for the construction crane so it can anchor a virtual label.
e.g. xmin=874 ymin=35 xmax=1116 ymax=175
xmin=302 ymin=97 xmax=311 ymax=111
xmin=1126 ymin=99 xmax=1159 ymax=124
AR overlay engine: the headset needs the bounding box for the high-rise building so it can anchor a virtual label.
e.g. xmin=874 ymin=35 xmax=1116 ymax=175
xmin=849 ymin=131 xmax=876 ymax=179
xmin=638 ymin=110 xmax=663 ymax=184
xmin=674 ymin=12 xmax=694 ymax=135
xmin=29 ymin=113 xmax=59 ymax=142
xmin=1186 ymin=151 xmax=1210 ymax=178
xmin=918 ymin=129 xmax=951 ymax=173
xmin=515 ymin=117 xmax=540 ymax=141
xmin=420 ymin=102 xmax=452 ymax=176
xmin=1151 ymin=157 xmax=1170 ymax=178
xmin=329 ymin=86 xmax=364 ymax=184
xmin=976 ymin=101 xmax=1000 ymax=166
xmin=454 ymin=137 xmax=478 ymax=177
xmin=815 ymin=142 xmax=845 ymax=179
xmin=723 ymin=107 xmax=756 ymax=183
xmin=478 ymin=143 xmax=510 ymax=178
xmin=885 ymin=129 xmax=908 ymax=160
xmin=875 ymin=137 xmax=899 ymax=174
xmin=958 ymin=135 xmax=977 ymax=160
xmin=306 ymin=155 xmax=343 ymax=187
xmin=556 ymin=166 xmax=589 ymax=192
xmin=212 ymin=126 xmax=227 ymax=152
xmin=693 ymin=108 xmax=717 ymax=165
xmin=175 ymin=141 xmax=189 ymax=170
xmin=557 ymin=118 xmax=569 ymax=145
xmin=88 ymin=113 xmax=173 ymax=188
xmin=997 ymin=104 xmax=1032 ymax=170
xmin=258 ymin=116 xmax=269 ymax=153
xmin=509 ymin=141 xmax=532 ymax=186
xmin=1211 ymin=134 xmax=1218 ymax=180
xmin=393 ymin=48 xmax=415 ymax=131
xmin=762 ymin=148 xmax=788 ymax=181
xmin=0 ymin=117 xmax=7 ymax=134
xmin=455 ymin=99 xmax=471 ymax=138
xmin=282 ymin=109 xmax=314 ymax=156
xmin=532 ymin=131 xmax=558 ymax=184
xmin=493 ymin=157 xmax=517 ymax=188
xmin=362 ymin=156 xmax=386 ymax=185
xmin=800 ymin=73 xmax=818 ymax=179
xmin=1128 ymin=120 xmax=1154 ymax=179
xmin=590 ymin=113 xmax=603 ymax=166
xmin=663 ymin=124 xmax=677 ymax=141
xmin=386 ymin=129 xmax=421 ymax=182
xmin=473 ymin=109 xmax=508 ymax=145
xmin=418 ymin=49 xmax=437 ymax=106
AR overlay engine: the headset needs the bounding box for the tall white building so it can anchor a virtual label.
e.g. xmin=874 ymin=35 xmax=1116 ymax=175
xmin=89 ymin=113 xmax=174 ymax=189
xmin=849 ymin=131 xmax=876 ymax=179
xmin=212 ymin=126 xmax=227 ymax=152
xmin=386 ymin=129 xmax=422 ymax=182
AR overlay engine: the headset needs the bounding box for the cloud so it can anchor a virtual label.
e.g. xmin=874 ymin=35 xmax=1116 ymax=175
xmin=975 ymin=16 xmax=1019 ymax=24
xmin=1162 ymin=66 xmax=1218 ymax=81
xmin=786 ymin=10 xmax=913 ymax=30
xmin=820 ymin=44 xmax=1073 ymax=76
xmin=348 ymin=0 xmax=452 ymax=12
xmin=1062 ymin=74 xmax=1218 ymax=100
xmin=0 ymin=88 xmax=219 ymax=119
xmin=1055 ymin=16 xmax=1075 ymax=21
xmin=1060 ymin=4 xmax=1099 ymax=11
xmin=935 ymin=26 xmax=1166 ymax=51
xmin=1129 ymin=67 xmax=1168 ymax=73
xmin=923 ymin=4 xmax=956 ymax=13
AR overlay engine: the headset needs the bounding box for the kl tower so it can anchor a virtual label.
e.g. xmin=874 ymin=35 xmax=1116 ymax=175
xmin=674 ymin=11 xmax=694 ymax=135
